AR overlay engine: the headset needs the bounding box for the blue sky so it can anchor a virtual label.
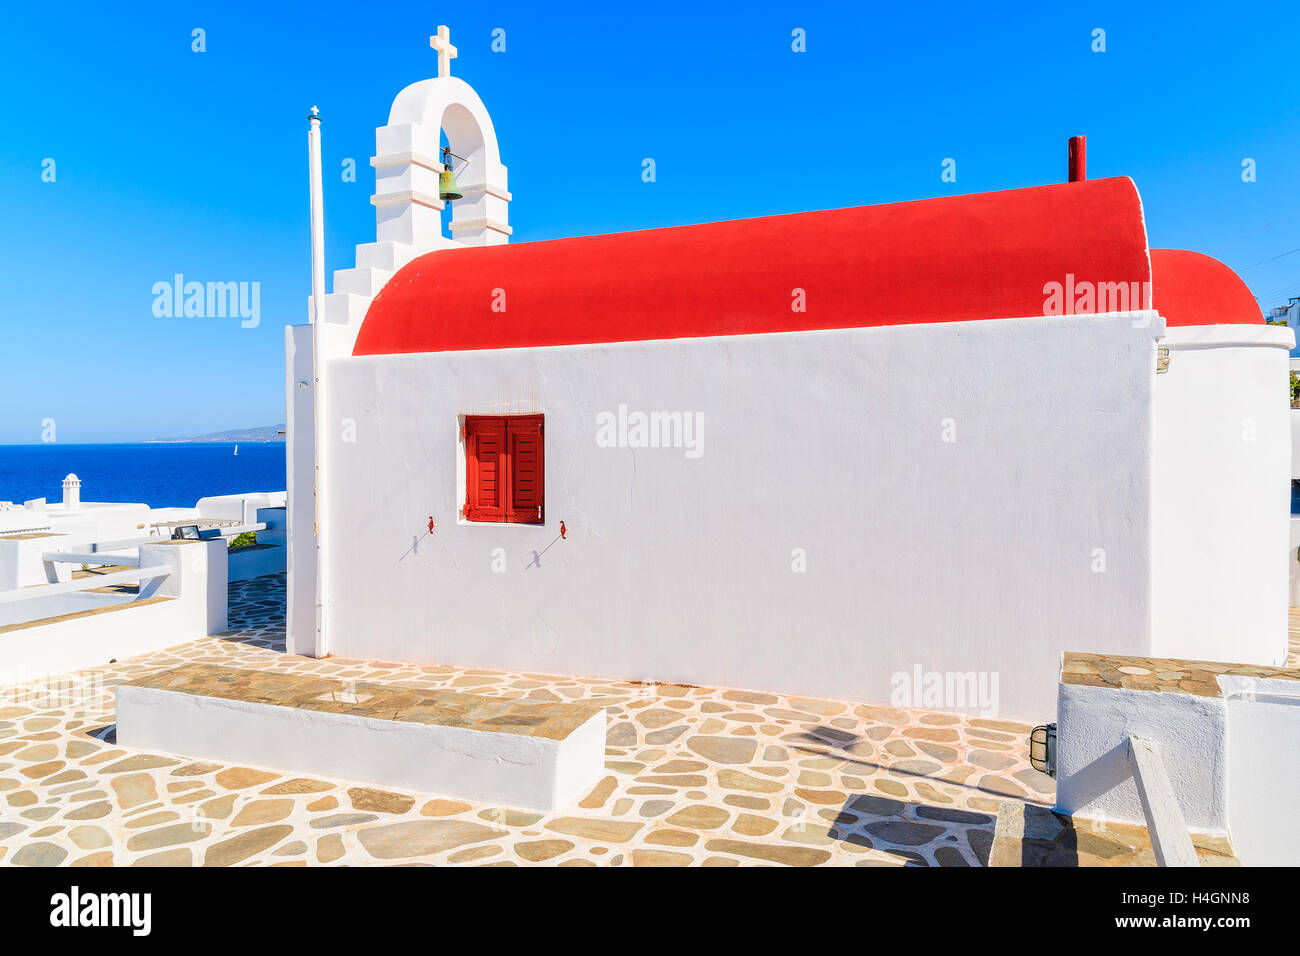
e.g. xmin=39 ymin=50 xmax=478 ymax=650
xmin=1 ymin=1 xmax=1297 ymax=442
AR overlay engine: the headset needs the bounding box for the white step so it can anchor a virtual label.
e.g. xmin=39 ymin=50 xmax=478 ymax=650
xmin=333 ymin=266 xmax=393 ymax=298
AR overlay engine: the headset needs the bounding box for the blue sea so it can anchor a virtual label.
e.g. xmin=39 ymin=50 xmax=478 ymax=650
xmin=0 ymin=443 xmax=286 ymax=509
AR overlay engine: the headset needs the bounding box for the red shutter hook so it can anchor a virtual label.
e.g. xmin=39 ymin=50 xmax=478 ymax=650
xmin=560 ymin=521 xmax=566 ymax=540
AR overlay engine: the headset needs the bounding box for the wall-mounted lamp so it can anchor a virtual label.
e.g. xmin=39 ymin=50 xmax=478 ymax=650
xmin=1029 ymin=723 xmax=1057 ymax=777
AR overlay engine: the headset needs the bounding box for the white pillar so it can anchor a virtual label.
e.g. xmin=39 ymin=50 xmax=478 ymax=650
xmin=308 ymin=107 xmax=329 ymax=658
xmin=284 ymin=324 xmax=318 ymax=657
xmin=139 ymin=539 xmax=228 ymax=636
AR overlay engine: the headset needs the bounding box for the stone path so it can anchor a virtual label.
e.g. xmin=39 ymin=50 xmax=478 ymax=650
xmin=1288 ymin=608 xmax=1300 ymax=667
xmin=0 ymin=573 xmax=1138 ymax=867
xmin=990 ymin=803 xmax=1238 ymax=867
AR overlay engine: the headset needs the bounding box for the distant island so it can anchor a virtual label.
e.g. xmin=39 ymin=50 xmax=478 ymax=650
xmin=150 ymin=425 xmax=286 ymax=443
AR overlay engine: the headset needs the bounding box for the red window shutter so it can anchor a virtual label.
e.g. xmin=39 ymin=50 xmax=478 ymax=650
xmin=464 ymin=414 xmax=544 ymax=524
xmin=465 ymin=417 xmax=507 ymax=522
xmin=506 ymin=416 xmax=544 ymax=524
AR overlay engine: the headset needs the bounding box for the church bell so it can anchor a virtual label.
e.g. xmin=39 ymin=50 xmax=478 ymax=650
xmin=439 ymin=164 xmax=463 ymax=202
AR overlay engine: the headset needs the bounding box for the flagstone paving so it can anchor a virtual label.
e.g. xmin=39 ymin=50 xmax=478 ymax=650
xmin=0 ymin=572 xmax=1246 ymax=867
xmin=1287 ymin=608 xmax=1300 ymax=667
xmin=990 ymin=803 xmax=1238 ymax=867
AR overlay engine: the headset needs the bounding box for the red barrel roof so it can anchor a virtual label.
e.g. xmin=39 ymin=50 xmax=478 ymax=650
xmin=352 ymin=176 xmax=1256 ymax=356
xmin=1150 ymin=248 xmax=1262 ymax=327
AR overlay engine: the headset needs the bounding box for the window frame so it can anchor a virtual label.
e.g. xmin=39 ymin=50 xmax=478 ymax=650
xmin=463 ymin=414 xmax=545 ymax=525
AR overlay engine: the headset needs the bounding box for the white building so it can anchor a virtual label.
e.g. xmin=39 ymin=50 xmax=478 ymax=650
xmin=286 ymin=31 xmax=1293 ymax=721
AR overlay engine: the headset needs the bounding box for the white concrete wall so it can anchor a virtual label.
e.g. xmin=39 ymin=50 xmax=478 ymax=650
xmin=1289 ymin=517 xmax=1300 ymax=605
xmin=195 ymin=492 xmax=287 ymax=523
xmin=285 ymin=324 xmax=317 ymax=657
xmin=0 ymin=589 xmax=135 ymax=628
xmin=258 ymin=506 xmax=287 ymax=547
xmin=226 ymin=507 xmax=287 ymax=582
xmin=1290 ymin=408 xmax=1300 ymax=480
xmin=0 ymin=539 xmax=227 ymax=685
xmin=1055 ymin=680 xmax=1229 ymax=832
xmin=139 ymin=539 xmax=227 ymax=637
xmin=1221 ymin=675 xmax=1300 ymax=865
xmin=1151 ymin=326 xmax=1294 ymax=667
xmin=0 ymin=539 xmax=22 ymax=590
xmin=0 ymin=501 xmax=49 ymax=534
xmin=228 ymin=545 xmax=286 ymax=582
xmin=322 ymin=313 xmax=1163 ymax=720
xmin=46 ymin=502 xmax=151 ymax=542
xmin=0 ymin=598 xmax=191 ymax=686
xmin=0 ymin=533 xmax=80 ymax=589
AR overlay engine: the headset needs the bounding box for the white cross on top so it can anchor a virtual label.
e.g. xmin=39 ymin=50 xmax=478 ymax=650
xmin=431 ymin=25 xmax=457 ymax=78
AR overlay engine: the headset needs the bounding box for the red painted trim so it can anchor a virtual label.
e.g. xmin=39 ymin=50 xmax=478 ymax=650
xmin=353 ymin=177 xmax=1153 ymax=356
xmin=1150 ymin=249 xmax=1263 ymax=326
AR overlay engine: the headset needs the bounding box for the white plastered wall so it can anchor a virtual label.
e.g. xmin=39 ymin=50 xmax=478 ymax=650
xmin=1055 ymin=680 xmax=1229 ymax=833
xmin=321 ymin=312 xmax=1164 ymax=720
xmin=1150 ymin=325 xmax=1295 ymax=666
xmin=1221 ymin=675 xmax=1300 ymax=865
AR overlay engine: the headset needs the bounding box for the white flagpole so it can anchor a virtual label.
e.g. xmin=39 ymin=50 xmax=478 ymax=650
xmin=307 ymin=106 xmax=328 ymax=658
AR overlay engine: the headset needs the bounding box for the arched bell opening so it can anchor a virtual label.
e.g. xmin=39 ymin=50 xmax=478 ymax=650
xmin=438 ymin=103 xmax=488 ymax=241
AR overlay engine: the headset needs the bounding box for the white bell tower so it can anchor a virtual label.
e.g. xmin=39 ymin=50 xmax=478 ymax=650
xmin=372 ymin=25 xmax=512 ymax=251
xmin=323 ymin=24 xmax=512 ymax=339
xmin=289 ymin=26 xmax=513 ymax=659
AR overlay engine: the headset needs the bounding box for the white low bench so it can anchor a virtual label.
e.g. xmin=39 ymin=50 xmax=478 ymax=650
xmin=115 ymin=663 xmax=607 ymax=812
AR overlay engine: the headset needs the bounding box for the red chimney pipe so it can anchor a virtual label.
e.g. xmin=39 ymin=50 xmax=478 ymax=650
xmin=1068 ymin=135 xmax=1087 ymax=182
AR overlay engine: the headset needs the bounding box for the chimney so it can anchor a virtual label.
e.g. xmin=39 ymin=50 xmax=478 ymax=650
xmin=1068 ymin=136 xmax=1087 ymax=182
xmin=62 ymin=473 xmax=81 ymax=510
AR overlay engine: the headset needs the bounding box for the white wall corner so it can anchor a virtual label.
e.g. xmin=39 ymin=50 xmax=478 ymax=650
xmin=1055 ymin=683 xmax=1229 ymax=834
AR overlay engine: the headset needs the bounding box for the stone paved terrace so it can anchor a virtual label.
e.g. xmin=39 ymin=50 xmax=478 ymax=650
xmin=1288 ymin=608 xmax=1300 ymax=667
xmin=0 ymin=573 xmax=1290 ymax=867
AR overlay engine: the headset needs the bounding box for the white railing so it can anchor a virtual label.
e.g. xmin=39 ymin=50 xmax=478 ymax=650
xmin=41 ymin=551 xmax=142 ymax=568
xmin=148 ymin=521 xmax=266 ymax=539
xmin=217 ymin=522 xmax=267 ymax=538
xmin=1129 ymin=737 xmax=1200 ymax=867
xmin=0 ymin=565 xmax=172 ymax=605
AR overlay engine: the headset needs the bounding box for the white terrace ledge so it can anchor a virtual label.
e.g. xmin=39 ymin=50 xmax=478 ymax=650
xmin=1054 ymin=651 xmax=1300 ymax=867
xmin=115 ymin=662 xmax=607 ymax=813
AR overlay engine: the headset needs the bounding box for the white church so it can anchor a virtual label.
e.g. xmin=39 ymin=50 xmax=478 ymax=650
xmin=285 ymin=26 xmax=1294 ymax=723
